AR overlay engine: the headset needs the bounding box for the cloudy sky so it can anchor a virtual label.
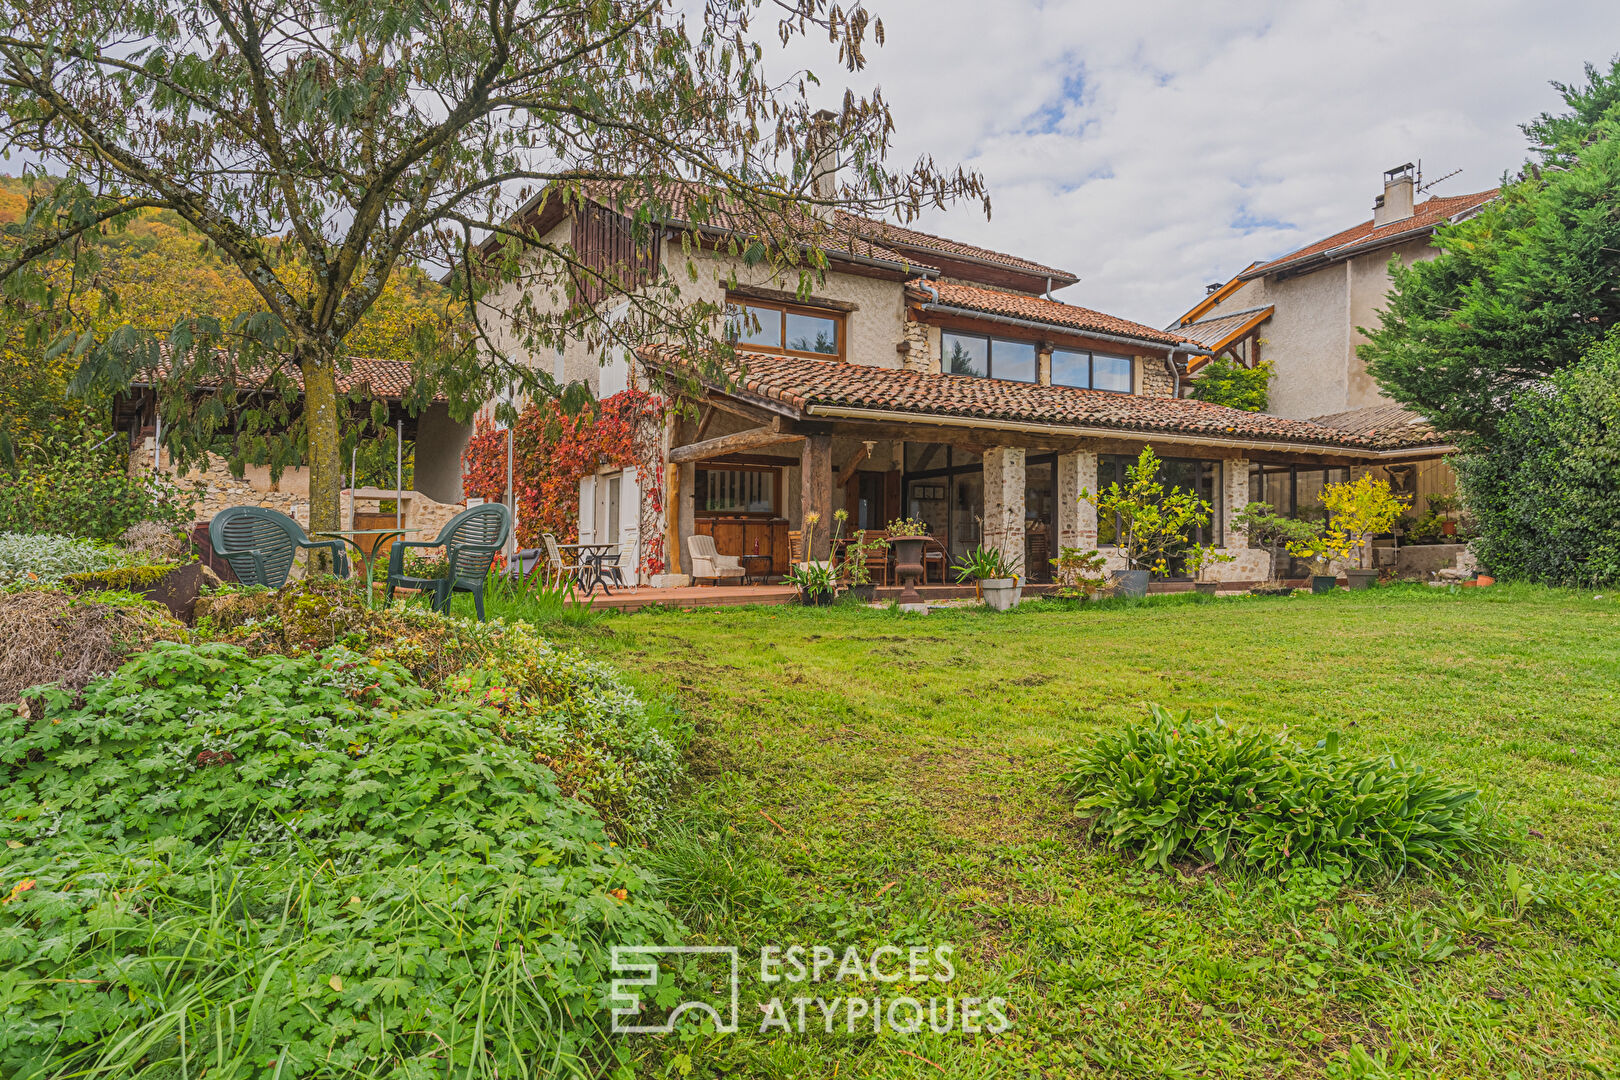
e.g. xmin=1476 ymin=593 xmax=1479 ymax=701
xmin=778 ymin=0 xmax=1620 ymax=326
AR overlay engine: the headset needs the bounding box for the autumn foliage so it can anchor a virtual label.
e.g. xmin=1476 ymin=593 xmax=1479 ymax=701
xmin=462 ymin=389 xmax=666 ymax=575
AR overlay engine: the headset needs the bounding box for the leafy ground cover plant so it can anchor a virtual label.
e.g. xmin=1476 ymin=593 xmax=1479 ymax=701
xmin=198 ymin=576 xmax=681 ymax=836
xmin=0 ymin=642 xmax=679 ymax=1080
xmin=0 ymin=531 xmax=145 ymax=587
xmin=1062 ymin=704 xmax=1510 ymax=876
xmin=0 ymin=588 xmax=186 ymax=703
xmin=451 ymin=632 xmax=684 ymax=840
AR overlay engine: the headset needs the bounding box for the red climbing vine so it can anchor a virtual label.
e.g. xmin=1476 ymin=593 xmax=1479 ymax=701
xmin=461 ymin=389 xmax=667 ymax=576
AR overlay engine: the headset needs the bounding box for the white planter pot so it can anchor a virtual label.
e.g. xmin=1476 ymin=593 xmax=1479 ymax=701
xmin=980 ymin=578 xmax=1022 ymax=611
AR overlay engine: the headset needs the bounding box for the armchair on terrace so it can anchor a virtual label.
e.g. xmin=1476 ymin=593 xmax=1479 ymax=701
xmin=209 ymin=506 xmax=349 ymax=588
xmin=687 ymin=534 xmax=746 ymax=586
xmin=385 ymin=503 xmax=511 ymax=620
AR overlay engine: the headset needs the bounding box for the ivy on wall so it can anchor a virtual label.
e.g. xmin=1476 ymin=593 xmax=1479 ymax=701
xmin=461 ymin=389 xmax=667 ymax=576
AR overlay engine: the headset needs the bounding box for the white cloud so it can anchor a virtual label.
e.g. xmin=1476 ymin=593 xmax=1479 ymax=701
xmin=776 ymin=0 xmax=1620 ymax=324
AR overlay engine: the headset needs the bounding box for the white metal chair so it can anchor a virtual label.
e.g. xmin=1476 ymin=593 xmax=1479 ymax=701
xmin=686 ymin=534 xmax=746 ymax=586
xmin=542 ymin=533 xmax=581 ymax=586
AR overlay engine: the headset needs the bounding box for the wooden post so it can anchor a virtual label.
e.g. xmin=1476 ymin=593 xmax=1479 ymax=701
xmin=800 ymin=433 xmax=833 ymax=561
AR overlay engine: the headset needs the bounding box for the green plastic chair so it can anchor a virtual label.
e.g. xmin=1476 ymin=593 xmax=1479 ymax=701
xmin=385 ymin=503 xmax=511 ymax=620
xmin=209 ymin=506 xmax=349 ymax=588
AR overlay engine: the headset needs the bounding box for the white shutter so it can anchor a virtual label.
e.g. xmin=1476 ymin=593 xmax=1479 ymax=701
xmin=619 ymin=467 xmax=641 ymax=579
xmin=578 ymin=475 xmax=597 ymax=544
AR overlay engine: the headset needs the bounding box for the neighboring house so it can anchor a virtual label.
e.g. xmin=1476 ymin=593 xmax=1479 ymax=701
xmin=1170 ymin=164 xmax=1496 ymax=515
xmin=115 ymin=355 xmax=472 ymax=534
xmin=481 ymin=180 xmax=1453 ymax=587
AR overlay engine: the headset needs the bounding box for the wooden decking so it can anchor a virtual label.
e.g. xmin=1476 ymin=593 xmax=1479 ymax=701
xmin=578 ymin=584 xmax=801 ymax=612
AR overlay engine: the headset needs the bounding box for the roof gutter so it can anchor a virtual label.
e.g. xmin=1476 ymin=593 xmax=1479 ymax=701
xmin=916 ymin=301 xmax=1210 ymax=357
xmin=801 ymin=404 xmax=1375 ymax=458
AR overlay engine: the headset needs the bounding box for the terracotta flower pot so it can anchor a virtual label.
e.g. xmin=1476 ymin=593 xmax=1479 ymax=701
xmin=1475 ymin=574 xmax=1495 ymax=587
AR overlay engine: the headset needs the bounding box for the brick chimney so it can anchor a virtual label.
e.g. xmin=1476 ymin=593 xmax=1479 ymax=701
xmin=1373 ymin=163 xmax=1415 ymax=227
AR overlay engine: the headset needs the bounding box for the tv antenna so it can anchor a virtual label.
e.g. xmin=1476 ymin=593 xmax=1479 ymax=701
xmin=1417 ymin=161 xmax=1462 ymax=194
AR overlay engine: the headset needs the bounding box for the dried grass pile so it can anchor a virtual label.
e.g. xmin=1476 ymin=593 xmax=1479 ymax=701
xmin=0 ymin=589 xmax=187 ymax=704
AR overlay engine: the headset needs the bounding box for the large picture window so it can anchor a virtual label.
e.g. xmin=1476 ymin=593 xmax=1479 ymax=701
xmin=942 ymin=331 xmax=1037 ymax=382
xmin=1095 ymin=455 xmax=1222 ymax=559
xmin=1052 ymin=348 xmax=1133 ymax=393
xmin=725 ymin=297 xmax=841 ymax=359
xmin=696 ymin=467 xmax=779 ymax=515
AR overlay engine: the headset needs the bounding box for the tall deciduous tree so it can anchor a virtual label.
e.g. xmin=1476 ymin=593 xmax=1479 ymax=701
xmin=1359 ymin=60 xmax=1620 ymax=441
xmin=0 ymin=0 xmax=984 ymax=532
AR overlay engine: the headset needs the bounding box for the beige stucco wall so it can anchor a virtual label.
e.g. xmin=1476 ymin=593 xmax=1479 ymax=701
xmin=676 ymin=249 xmax=908 ymax=370
xmin=1198 ymin=235 xmax=1440 ymax=419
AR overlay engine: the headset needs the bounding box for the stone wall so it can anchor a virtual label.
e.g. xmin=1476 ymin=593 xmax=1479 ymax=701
xmin=981 ymin=447 xmax=1026 ymax=567
xmin=135 ymin=444 xmax=467 ymax=541
xmin=1138 ymin=355 xmax=1176 ymax=397
xmin=898 ymin=317 xmax=936 ymax=374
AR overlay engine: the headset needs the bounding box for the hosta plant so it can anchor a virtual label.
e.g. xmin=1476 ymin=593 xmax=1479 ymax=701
xmin=1062 ymin=705 xmax=1508 ymax=876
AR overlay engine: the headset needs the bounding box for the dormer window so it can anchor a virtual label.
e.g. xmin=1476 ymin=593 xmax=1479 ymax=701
xmin=725 ymin=297 xmax=842 ymax=359
xmin=942 ymin=331 xmax=1036 ymax=382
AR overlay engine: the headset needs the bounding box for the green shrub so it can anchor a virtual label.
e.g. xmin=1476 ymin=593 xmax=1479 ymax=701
xmin=0 ymin=531 xmax=142 ymax=587
xmin=1455 ymin=332 xmax=1620 ymax=585
xmin=1188 ymin=356 xmax=1274 ymax=412
xmin=451 ymin=631 xmax=684 ymax=841
xmin=0 ymin=642 xmax=679 ymax=1080
xmin=1062 ymin=705 xmax=1506 ymax=876
xmin=0 ymin=424 xmax=199 ymax=540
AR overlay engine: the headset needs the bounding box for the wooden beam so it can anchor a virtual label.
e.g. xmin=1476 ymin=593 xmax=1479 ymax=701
xmin=835 ymin=442 xmax=873 ymax=488
xmin=694 ymin=406 xmax=716 ymax=441
xmin=669 ymin=425 xmax=806 ymax=464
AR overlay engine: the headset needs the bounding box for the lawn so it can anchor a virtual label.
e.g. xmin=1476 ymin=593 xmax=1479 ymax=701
xmin=546 ymin=585 xmax=1620 ymax=1078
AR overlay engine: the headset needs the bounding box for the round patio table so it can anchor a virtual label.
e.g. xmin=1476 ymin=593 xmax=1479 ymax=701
xmin=314 ymin=527 xmax=423 ymax=598
xmin=556 ymin=541 xmax=620 ymax=595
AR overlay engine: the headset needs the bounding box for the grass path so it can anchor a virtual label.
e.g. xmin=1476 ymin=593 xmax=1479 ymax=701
xmin=558 ymin=585 xmax=1620 ymax=1078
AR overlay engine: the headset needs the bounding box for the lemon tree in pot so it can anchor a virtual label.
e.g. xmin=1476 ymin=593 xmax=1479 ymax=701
xmin=1287 ymin=527 xmax=1353 ymax=594
xmin=1319 ymin=475 xmax=1408 ymax=589
xmin=954 ymin=545 xmax=1023 ymax=610
xmin=1079 ymin=447 xmax=1212 ymax=599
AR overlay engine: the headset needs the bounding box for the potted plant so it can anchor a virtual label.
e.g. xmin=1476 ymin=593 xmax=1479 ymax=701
xmin=1230 ymin=502 xmax=1318 ymax=592
xmin=954 ymin=545 xmax=1023 ymax=611
xmin=885 ymin=516 xmax=931 ymax=610
xmin=1320 ymin=474 xmax=1408 ymax=589
xmin=1286 ymin=526 xmax=1352 ymax=594
xmin=1184 ymin=543 xmax=1234 ymax=596
xmin=1079 ymin=447 xmax=1211 ymax=599
xmin=1427 ymin=493 xmax=1462 ymax=537
xmin=783 ymin=559 xmax=836 ymax=605
xmin=1050 ymin=546 xmax=1109 ymax=600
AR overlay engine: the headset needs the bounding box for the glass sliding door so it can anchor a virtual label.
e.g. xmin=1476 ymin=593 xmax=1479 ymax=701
xmin=1024 ymin=456 xmax=1056 ymax=583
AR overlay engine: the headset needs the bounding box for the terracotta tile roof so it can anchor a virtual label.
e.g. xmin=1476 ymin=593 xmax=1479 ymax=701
xmin=140 ymin=348 xmax=437 ymax=401
xmin=525 ymin=180 xmax=941 ymax=274
xmin=834 ymin=210 xmax=1078 ymax=283
xmin=1243 ymin=189 xmax=1498 ymax=279
xmin=1306 ymin=404 xmax=1450 ymax=451
xmin=643 ymin=346 xmax=1381 ymax=451
xmin=912 ymin=280 xmax=1199 ymax=350
xmin=1176 ymin=305 xmax=1274 ymax=353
